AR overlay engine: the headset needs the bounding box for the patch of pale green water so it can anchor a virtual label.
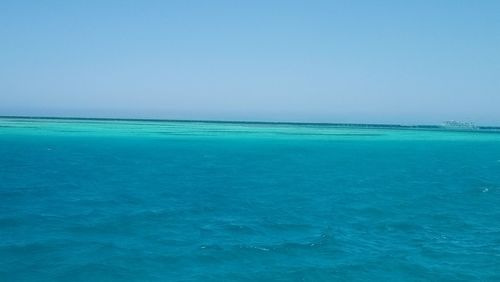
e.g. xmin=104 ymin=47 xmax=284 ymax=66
xmin=1 ymin=117 xmax=500 ymax=141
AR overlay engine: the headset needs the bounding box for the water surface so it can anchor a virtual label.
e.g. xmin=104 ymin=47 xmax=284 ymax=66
xmin=1 ymin=118 xmax=499 ymax=281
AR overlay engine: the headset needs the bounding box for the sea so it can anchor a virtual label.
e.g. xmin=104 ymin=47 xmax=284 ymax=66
xmin=1 ymin=117 xmax=499 ymax=281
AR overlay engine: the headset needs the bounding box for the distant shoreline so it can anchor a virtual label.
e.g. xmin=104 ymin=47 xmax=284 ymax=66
xmin=1 ymin=115 xmax=500 ymax=132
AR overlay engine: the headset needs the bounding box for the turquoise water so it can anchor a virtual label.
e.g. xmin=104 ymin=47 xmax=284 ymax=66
xmin=1 ymin=118 xmax=499 ymax=281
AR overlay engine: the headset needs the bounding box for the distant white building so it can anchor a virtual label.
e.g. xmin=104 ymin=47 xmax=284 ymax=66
xmin=442 ymin=120 xmax=477 ymax=129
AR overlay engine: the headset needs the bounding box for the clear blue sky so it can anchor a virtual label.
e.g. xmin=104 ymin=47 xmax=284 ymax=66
xmin=1 ymin=1 xmax=499 ymax=124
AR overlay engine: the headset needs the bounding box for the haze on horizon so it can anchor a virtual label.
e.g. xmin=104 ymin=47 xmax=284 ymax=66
xmin=1 ymin=1 xmax=499 ymax=125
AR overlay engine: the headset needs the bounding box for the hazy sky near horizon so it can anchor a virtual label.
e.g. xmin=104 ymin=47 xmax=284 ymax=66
xmin=1 ymin=1 xmax=499 ymax=124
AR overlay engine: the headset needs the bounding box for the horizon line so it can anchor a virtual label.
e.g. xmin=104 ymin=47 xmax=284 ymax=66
xmin=1 ymin=115 xmax=500 ymax=131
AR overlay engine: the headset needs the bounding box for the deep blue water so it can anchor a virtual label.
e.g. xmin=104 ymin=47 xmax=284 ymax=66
xmin=1 ymin=119 xmax=500 ymax=281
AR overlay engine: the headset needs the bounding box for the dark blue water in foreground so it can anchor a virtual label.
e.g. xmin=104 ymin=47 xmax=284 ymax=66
xmin=1 ymin=119 xmax=500 ymax=281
